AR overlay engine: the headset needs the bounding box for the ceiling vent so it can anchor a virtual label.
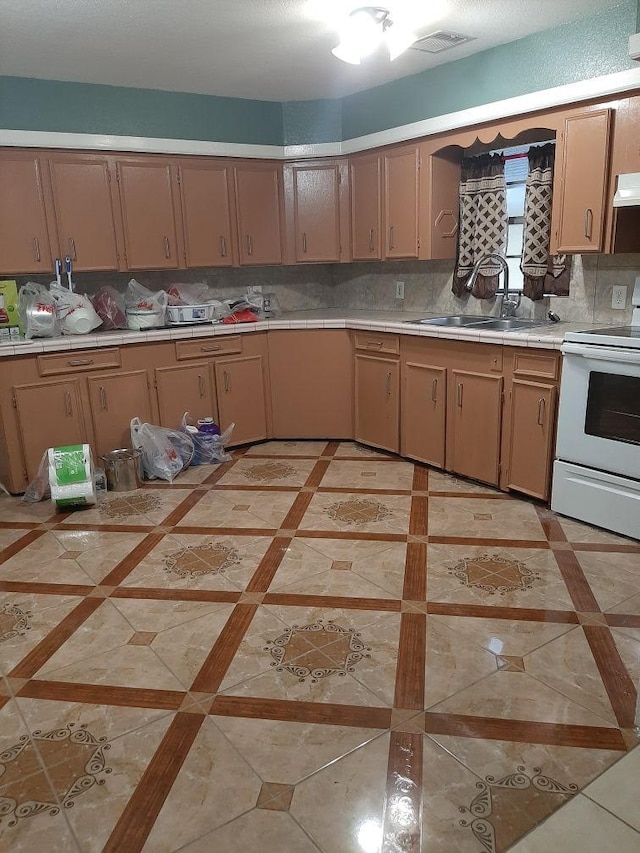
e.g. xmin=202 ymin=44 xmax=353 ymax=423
xmin=410 ymin=30 xmax=474 ymax=54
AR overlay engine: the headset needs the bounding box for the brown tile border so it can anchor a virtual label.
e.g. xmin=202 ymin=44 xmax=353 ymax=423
xmin=246 ymin=536 xmax=291 ymax=593
xmin=0 ymin=529 xmax=47 ymax=564
xmin=262 ymin=592 xmax=402 ymax=612
xmin=428 ymin=536 xmax=550 ymax=548
xmin=297 ymin=530 xmax=407 ymax=543
xmin=409 ymin=496 xmax=428 ymax=537
xmin=394 ymin=613 xmax=426 ymax=711
xmin=382 ymin=731 xmax=423 ymax=852
xmin=54 ymin=522 xmax=157 ymax=533
xmin=203 ymin=456 xmax=244 ymax=486
xmin=426 ymin=602 xmax=580 ymax=624
xmin=536 ymin=506 xmax=569 ymax=542
xmin=402 ymin=542 xmax=427 ymax=602
xmin=583 ymin=625 xmax=638 ymax=729
xmin=322 ymin=441 xmax=341 ymax=457
xmin=423 ymin=712 xmax=627 ymax=751
xmin=111 ymin=587 xmax=241 ymax=604
xmin=209 ymin=695 xmax=392 ymax=729
xmin=304 ymin=458 xmax=331 ymax=488
xmin=211 ymin=484 xmax=305 ymax=492
xmin=9 ymin=597 xmax=104 ymax=678
xmin=18 ymin=680 xmax=186 ymax=710
xmin=190 ymin=603 xmax=258 ymax=693
xmin=0 ymin=581 xmax=94 ymax=597
xmin=605 ymin=613 xmax=640 ymax=629
xmin=315 ymin=487 xmax=412 ymax=495
xmin=280 ymin=491 xmax=314 ymax=529
xmin=0 ymin=521 xmax=42 ymax=530
xmin=101 ymin=532 xmax=167 ymax=586
xmin=172 ymin=526 xmax=278 ymax=537
xmin=103 ymin=712 xmax=205 ymax=853
xmin=427 ymin=491 xmax=515 ymax=500
xmin=159 ymin=488 xmax=209 ymax=526
xmin=412 ymin=465 xmax=429 ymax=493
xmin=572 ymin=543 xmax=640 ymax=553
xmin=554 ymin=550 xmax=601 ymax=612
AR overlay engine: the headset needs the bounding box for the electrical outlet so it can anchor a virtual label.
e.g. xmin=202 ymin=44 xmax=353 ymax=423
xmin=612 ymin=285 xmax=627 ymax=309
xmin=247 ymin=284 xmax=263 ymax=294
xmin=395 ymin=281 xmax=405 ymax=300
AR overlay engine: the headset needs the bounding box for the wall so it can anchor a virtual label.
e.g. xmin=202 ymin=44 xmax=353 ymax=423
xmin=1 ymin=0 xmax=636 ymax=146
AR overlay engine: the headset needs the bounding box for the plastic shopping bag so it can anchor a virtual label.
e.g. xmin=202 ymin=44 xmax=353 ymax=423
xmin=125 ymin=279 xmax=169 ymax=312
xmin=50 ymin=283 xmax=102 ymax=335
xmin=18 ymin=282 xmax=61 ymax=339
xmin=179 ymin=413 xmax=234 ymax=465
xmin=92 ymin=286 xmax=127 ymax=330
xmin=130 ymin=417 xmax=194 ymax=483
xmin=22 ymin=452 xmax=51 ymax=502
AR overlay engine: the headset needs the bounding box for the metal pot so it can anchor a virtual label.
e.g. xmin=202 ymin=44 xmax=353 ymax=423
xmin=100 ymin=448 xmax=143 ymax=492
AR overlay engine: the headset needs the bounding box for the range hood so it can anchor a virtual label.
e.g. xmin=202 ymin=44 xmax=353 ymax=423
xmin=613 ymin=173 xmax=640 ymax=207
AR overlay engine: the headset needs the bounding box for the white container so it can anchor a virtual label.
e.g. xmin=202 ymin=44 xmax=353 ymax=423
xmin=166 ymin=304 xmax=215 ymax=325
xmin=63 ymin=306 xmax=98 ymax=335
xmin=126 ymin=308 xmax=165 ymax=330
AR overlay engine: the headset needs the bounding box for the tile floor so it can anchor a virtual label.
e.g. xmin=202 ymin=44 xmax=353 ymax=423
xmin=0 ymin=440 xmax=639 ymax=852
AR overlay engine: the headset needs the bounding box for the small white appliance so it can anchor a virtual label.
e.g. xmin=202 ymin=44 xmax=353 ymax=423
xmin=551 ymin=279 xmax=640 ymax=539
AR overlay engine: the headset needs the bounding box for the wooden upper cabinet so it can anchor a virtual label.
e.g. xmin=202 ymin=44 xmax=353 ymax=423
xmin=177 ymin=160 xmax=236 ymax=267
xmin=234 ymin=162 xmax=283 ymax=265
xmin=384 ymin=144 xmax=420 ymax=259
xmin=0 ymin=152 xmax=52 ymax=275
xmin=286 ymin=162 xmax=344 ymax=263
xmin=552 ymin=109 xmax=612 ymax=254
xmin=350 ymin=153 xmax=383 ymax=260
xmin=116 ymin=158 xmax=180 ymax=270
xmin=47 ymin=154 xmax=120 ymax=271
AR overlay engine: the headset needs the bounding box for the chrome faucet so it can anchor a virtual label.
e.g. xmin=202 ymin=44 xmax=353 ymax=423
xmin=466 ymin=253 xmax=521 ymax=318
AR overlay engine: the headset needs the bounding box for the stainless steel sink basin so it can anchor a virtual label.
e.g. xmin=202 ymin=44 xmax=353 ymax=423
xmin=476 ymin=318 xmax=551 ymax=331
xmin=403 ymin=315 xmax=491 ymax=327
xmin=403 ymin=315 xmax=551 ymax=331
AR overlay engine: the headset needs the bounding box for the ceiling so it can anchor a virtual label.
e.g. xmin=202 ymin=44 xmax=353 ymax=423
xmin=0 ymin=0 xmax=622 ymax=102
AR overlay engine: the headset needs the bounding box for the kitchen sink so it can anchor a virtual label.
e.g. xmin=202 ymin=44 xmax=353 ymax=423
xmin=403 ymin=315 xmax=552 ymax=331
xmin=476 ymin=318 xmax=551 ymax=331
xmin=403 ymin=315 xmax=492 ymax=327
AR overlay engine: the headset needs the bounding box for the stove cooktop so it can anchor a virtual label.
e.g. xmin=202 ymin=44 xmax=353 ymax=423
xmin=564 ymin=325 xmax=640 ymax=348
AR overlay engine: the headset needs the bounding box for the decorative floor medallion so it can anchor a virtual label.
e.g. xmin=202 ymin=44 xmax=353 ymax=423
xmin=458 ymin=766 xmax=578 ymax=853
xmin=325 ymin=498 xmax=392 ymax=526
xmin=164 ymin=541 xmax=241 ymax=579
xmin=100 ymin=492 xmax=162 ymax=520
xmin=265 ymin=619 xmax=371 ymax=682
xmin=448 ymin=554 xmax=540 ymax=595
xmin=244 ymin=461 xmax=296 ymax=482
xmin=0 ymin=723 xmax=111 ymax=826
xmin=0 ymin=604 xmax=32 ymax=643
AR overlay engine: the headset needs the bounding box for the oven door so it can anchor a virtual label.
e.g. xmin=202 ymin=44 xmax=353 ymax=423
xmin=556 ymin=342 xmax=640 ymax=481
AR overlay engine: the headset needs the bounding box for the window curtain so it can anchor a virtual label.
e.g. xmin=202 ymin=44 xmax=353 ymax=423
xmin=521 ymin=143 xmax=570 ymax=301
xmin=452 ymin=153 xmax=507 ymax=299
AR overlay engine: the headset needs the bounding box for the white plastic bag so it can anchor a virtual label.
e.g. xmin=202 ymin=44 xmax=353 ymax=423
xmin=22 ymin=451 xmax=50 ymax=502
xmin=50 ymin=283 xmax=102 ymax=335
xmin=179 ymin=413 xmax=234 ymax=465
xmin=125 ymin=279 xmax=169 ymax=312
xmin=130 ymin=417 xmax=194 ymax=483
xmin=18 ymin=283 xmax=61 ymax=339
xmin=167 ymin=283 xmax=211 ymax=306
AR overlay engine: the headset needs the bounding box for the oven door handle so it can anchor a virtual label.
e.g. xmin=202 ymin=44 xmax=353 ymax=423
xmin=561 ymin=342 xmax=640 ymax=364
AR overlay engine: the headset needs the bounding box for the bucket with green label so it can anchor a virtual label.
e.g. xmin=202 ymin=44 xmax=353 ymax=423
xmin=48 ymin=444 xmax=97 ymax=509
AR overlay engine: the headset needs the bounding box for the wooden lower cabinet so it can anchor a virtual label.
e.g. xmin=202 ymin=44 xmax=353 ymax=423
xmin=268 ymin=330 xmax=353 ymax=438
xmin=155 ymin=363 xmax=217 ymax=429
xmin=87 ymin=371 xmax=153 ymax=458
xmin=215 ymin=355 xmax=268 ymax=446
xmin=13 ymin=380 xmax=87 ymax=481
xmin=506 ymin=380 xmax=557 ymax=500
xmin=450 ymin=370 xmax=503 ymax=486
xmin=401 ymin=361 xmax=446 ymax=467
xmin=355 ymin=353 xmax=399 ymax=453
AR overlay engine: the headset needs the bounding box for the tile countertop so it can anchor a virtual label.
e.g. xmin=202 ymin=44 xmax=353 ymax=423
xmin=0 ymin=310 xmax=606 ymax=358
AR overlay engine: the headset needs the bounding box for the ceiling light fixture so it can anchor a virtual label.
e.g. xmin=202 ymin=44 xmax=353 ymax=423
xmin=332 ymin=6 xmax=416 ymax=65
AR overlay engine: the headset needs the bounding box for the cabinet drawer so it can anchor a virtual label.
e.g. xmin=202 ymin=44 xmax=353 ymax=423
xmin=513 ymin=351 xmax=560 ymax=380
xmin=354 ymin=332 xmax=399 ymax=356
xmin=37 ymin=348 xmax=121 ymax=376
xmin=175 ymin=335 xmax=243 ymax=361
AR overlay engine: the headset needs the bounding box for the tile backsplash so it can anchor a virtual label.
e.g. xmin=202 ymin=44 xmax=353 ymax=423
xmin=16 ymin=254 xmax=639 ymax=325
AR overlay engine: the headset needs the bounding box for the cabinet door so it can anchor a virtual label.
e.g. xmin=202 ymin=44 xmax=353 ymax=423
xmin=292 ymin=164 xmax=341 ymax=262
xmin=48 ymin=155 xmax=120 ymax=271
xmin=350 ymin=153 xmax=382 ymax=260
xmin=215 ymin=355 xmax=267 ymax=446
xmin=507 ymin=380 xmax=557 ymax=500
xmin=87 ymin=371 xmax=153 ymax=458
xmin=0 ymin=153 xmax=52 ymax=275
xmin=234 ymin=163 xmax=283 ymax=265
xmin=14 ymin=380 xmax=86 ymax=481
xmin=450 ymin=370 xmax=503 ymax=486
xmin=355 ymin=354 xmax=399 ymax=453
xmin=401 ymin=362 xmax=446 ymax=467
xmin=116 ymin=160 xmax=180 ymax=269
xmin=553 ymin=109 xmax=612 ymax=253
xmin=384 ymin=145 xmax=420 ymax=259
xmin=178 ymin=161 xmax=235 ymax=267
xmin=155 ymin=363 xmax=217 ymax=429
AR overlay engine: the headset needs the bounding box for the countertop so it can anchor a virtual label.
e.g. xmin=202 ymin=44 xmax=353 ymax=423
xmin=0 ymin=309 xmax=604 ymax=358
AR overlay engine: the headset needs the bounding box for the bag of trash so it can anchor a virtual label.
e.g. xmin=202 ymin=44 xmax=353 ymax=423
xmin=130 ymin=417 xmax=194 ymax=483
xmin=179 ymin=413 xmax=234 ymax=465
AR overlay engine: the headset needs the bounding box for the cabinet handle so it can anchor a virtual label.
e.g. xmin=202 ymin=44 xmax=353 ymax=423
xmin=164 ymin=236 xmax=171 ymax=258
xmin=366 ymin=340 xmax=383 ymax=349
xmin=69 ymin=237 xmax=77 ymax=260
xmin=388 ymin=225 xmax=394 ymax=250
xmin=99 ymin=385 xmax=107 ymax=410
xmin=33 ymin=237 xmax=41 ymax=263
xmin=220 ymin=236 xmax=227 ymax=258
xmin=584 ymin=209 xmax=593 ymax=240
xmin=200 ymin=344 xmax=221 ymax=352
xmin=457 ymin=382 xmax=463 ymax=408
xmin=431 ymin=378 xmax=438 ymax=402
xmin=246 ymin=234 xmax=253 ymax=256
xmin=224 ymin=371 xmax=230 ymax=392
xmin=302 ymin=232 xmax=307 ymax=254
xmin=537 ymin=397 xmax=546 ymax=426
xmin=368 ymin=229 xmax=374 ymax=252
xmin=386 ymin=371 xmax=392 ymax=398
xmin=198 ymin=374 xmax=206 ymax=398
xmin=64 ymin=390 xmax=72 ymax=416
xmin=67 ymin=358 xmax=94 ymax=366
